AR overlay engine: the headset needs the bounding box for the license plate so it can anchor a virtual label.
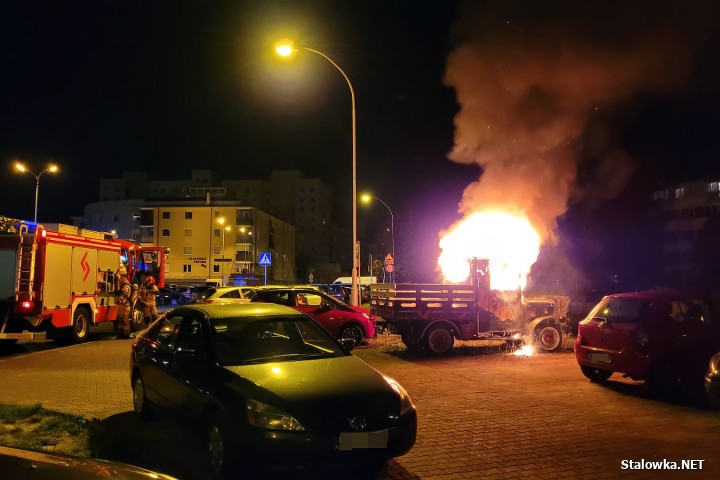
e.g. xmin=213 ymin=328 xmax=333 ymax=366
xmin=588 ymin=352 xmax=611 ymax=363
xmin=338 ymin=430 xmax=389 ymax=450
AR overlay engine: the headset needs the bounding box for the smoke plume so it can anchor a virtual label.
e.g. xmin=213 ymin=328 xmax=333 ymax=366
xmin=443 ymin=0 xmax=700 ymax=243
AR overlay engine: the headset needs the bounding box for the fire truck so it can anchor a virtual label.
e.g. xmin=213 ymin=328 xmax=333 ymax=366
xmin=369 ymin=258 xmax=573 ymax=355
xmin=0 ymin=217 xmax=166 ymax=345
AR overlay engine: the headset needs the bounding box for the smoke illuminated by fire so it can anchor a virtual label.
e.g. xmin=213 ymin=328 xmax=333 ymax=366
xmin=438 ymin=211 xmax=540 ymax=290
xmin=437 ymin=1 xmax=693 ymax=288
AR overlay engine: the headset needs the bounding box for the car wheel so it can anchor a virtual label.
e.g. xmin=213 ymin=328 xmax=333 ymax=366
xmin=424 ymin=326 xmax=454 ymax=354
xmin=207 ymin=416 xmax=235 ymax=479
xmin=647 ymin=356 xmax=684 ymax=396
xmin=580 ymin=365 xmax=613 ymax=382
xmin=340 ymin=324 xmax=364 ymax=345
xmin=535 ymin=325 xmax=562 ymax=352
xmin=70 ymin=307 xmax=90 ymax=343
xmin=132 ymin=374 xmax=154 ymax=420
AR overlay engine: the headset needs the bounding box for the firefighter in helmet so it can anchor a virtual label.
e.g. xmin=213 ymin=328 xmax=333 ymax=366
xmin=115 ymin=267 xmax=133 ymax=338
xmin=139 ymin=275 xmax=160 ymax=324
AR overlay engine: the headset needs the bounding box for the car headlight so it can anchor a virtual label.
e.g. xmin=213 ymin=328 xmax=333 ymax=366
xmin=383 ymin=375 xmax=414 ymax=416
xmin=246 ymin=399 xmax=305 ymax=431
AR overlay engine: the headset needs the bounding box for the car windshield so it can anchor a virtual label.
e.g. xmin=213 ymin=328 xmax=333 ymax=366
xmin=210 ymin=315 xmax=347 ymax=365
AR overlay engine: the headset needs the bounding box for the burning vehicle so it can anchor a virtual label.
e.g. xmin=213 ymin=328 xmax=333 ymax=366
xmin=370 ymin=258 xmax=571 ymax=355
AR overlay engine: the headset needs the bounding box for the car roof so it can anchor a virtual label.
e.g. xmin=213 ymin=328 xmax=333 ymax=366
xmin=168 ymin=302 xmax=302 ymax=319
xmin=254 ymin=285 xmax=322 ymax=292
xmin=603 ymin=290 xmax=701 ymax=301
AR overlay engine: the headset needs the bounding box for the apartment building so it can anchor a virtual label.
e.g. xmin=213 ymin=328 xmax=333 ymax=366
xmin=83 ymin=200 xmax=295 ymax=286
xmin=98 ymin=170 xmax=339 ymax=280
xmin=653 ymin=179 xmax=720 ymax=286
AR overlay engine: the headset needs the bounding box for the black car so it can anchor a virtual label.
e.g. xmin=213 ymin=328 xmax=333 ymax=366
xmin=129 ymin=303 xmax=416 ymax=478
xmin=156 ymin=288 xmax=189 ymax=306
xmin=0 ymin=444 xmax=177 ymax=479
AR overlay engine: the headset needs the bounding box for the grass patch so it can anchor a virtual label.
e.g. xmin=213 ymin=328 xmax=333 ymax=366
xmin=0 ymin=402 xmax=91 ymax=457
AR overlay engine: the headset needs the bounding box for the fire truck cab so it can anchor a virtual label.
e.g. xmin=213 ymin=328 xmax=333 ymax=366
xmin=0 ymin=218 xmax=165 ymax=345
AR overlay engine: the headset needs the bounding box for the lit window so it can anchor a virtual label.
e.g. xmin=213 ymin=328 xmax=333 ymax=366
xmin=675 ymin=188 xmax=685 ymax=199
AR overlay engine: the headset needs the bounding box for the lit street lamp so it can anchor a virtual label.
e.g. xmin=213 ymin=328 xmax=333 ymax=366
xmin=14 ymin=161 xmax=59 ymax=222
xmin=361 ymin=193 xmax=395 ymax=282
xmin=217 ymin=217 xmax=231 ymax=285
xmin=275 ymin=42 xmax=360 ymax=306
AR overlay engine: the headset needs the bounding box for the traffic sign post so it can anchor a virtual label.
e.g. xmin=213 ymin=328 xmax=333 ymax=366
xmin=259 ymin=252 xmax=272 ymax=285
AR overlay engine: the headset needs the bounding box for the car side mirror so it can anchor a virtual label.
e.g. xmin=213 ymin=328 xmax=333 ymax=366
xmin=340 ymin=338 xmax=355 ymax=351
xmin=593 ymin=316 xmax=610 ymax=325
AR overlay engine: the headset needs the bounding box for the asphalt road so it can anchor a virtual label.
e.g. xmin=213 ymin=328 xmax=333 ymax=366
xmin=1 ymin=332 xmax=719 ymax=479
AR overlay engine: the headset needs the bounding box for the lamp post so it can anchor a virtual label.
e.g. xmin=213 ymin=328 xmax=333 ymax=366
xmin=275 ymin=42 xmax=359 ymax=306
xmin=217 ymin=217 xmax=231 ymax=286
xmin=14 ymin=161 xmax=59 ymax=223
xmin=239 ymin=226 xmax=254 ymax=277
xmin=360 ymin=193 xmax=395 ymax=282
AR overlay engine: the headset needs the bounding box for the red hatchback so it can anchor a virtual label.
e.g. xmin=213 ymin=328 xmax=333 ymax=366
xmin=251 ymin=286 xmax=376 ymax=345
xmin=575 ymin=290 xmax=720 ymax=393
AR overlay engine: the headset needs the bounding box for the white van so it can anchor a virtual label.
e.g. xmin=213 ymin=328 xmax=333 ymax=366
xmin=332 ymin=276 xmax=377 ymax=286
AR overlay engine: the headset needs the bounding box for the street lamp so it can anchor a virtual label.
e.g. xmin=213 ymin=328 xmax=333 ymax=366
xmin=14 ymin=161 xmax=59 ymax=222
xmin=217 ymin=217 xmax=231 ymax=286
xmin=360 ymin=193 xmax=395 ymax=282
xmin=275 ymin=42 xmax=360 ymax=306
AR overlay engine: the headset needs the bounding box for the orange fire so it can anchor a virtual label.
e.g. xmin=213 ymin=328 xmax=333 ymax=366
xmin=438 ymin=211 xmax=541 ymax=290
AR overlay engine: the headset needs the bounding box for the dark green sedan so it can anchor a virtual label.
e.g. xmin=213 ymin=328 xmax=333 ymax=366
xmin=129 ymin=303 xmax=416 ymax=478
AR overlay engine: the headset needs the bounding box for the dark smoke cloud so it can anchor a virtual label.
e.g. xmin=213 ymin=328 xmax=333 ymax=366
xmin=444 ymin=0 xmax=715 ymax=243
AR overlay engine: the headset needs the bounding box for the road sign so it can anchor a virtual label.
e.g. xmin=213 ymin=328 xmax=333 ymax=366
xmin=385 ymin=253 xmax=394 ymax=265
xmin=385 ymin=264 xmax=395 ymax=273
xmin=258 ymin=252 xmax=272 ymax=267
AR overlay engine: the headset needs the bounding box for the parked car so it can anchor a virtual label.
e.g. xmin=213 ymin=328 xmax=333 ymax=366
xmin=193 ymin=286 xmax=256 ymax=304
xmin=129 ymin=303 xmax=416 ymax=478
xmin=250 ymin=286 xmax=376 ymax=344
xmin=705 ymin=351 xmax=720 ymax=408
xmin=156 ymin=288 xmax=189 ymax=306
xmin=0 ymin=444 xmax=177 ymax=479
xmin=575 ymin=290 xmax=720 ymax=394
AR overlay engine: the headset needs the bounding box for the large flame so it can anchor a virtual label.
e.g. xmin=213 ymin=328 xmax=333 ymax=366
xmin=438 ymin=211 xmax=540 ymax=290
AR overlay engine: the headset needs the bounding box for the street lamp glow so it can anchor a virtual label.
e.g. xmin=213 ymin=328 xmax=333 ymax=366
xmin=275 ymin=44 xmax=294 ymax=57
xmin=14 ymin=160 xmax=60 ymax=222
xmin=274 ymin=40 xmax=360 ymax=305
xmin=360 ymin=193 xmax=396 ymax=283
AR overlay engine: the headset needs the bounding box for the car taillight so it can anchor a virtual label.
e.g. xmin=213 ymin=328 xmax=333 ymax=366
xmin=634 ymin=328 xmax=649 ymax=346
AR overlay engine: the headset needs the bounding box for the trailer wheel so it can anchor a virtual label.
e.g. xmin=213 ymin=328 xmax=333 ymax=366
xmin=425 ymin=326 xmax=454 ymax=355
xmin=535 ymin=325 xmax=562 ymax=352
xmin=70 ymin=307 xmax=90 ymax=343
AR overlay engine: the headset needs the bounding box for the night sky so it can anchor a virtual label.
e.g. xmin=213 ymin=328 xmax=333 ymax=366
xmin=2 ymin=0 xmax=719 ymax=288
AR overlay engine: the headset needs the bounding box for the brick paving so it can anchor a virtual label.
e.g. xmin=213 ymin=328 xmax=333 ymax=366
xmin=1 ymin=331 xmax=719 ymax=479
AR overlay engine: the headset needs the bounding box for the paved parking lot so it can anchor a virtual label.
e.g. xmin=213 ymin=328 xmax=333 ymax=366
xmin=1 ymin=332 xmax=719 ymax=479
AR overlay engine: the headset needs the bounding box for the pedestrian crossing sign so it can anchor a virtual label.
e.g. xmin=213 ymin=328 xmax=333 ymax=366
xmin=258 ymin=252 xmax=272 ymax=266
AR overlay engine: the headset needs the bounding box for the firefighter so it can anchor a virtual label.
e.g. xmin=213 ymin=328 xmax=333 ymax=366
xmin=139 ymin=276 xmax=160 ymax=325
xmin=115 ymin=267 xmax=133 ymax=339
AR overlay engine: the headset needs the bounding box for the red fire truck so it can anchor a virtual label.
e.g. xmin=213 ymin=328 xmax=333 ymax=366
xmin=0 ymin=218 xmax=166 ymax=345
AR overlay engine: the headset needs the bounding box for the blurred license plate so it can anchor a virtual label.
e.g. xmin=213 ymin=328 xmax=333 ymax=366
xmin=588 ymin=352 xmax=611 ymax=363
xmin=339 ymin=430 xmax=388 ymax=450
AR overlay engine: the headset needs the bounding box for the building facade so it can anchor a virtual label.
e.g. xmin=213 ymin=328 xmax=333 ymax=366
xmin=82 ymin=200 xmax=295 ymax=286
xmin=653 ymin=179 xmax=720 ymax=287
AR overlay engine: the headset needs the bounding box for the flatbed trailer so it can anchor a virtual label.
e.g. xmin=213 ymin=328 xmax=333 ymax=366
xmin=369 ymin=278 xmax=567 ymax=354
